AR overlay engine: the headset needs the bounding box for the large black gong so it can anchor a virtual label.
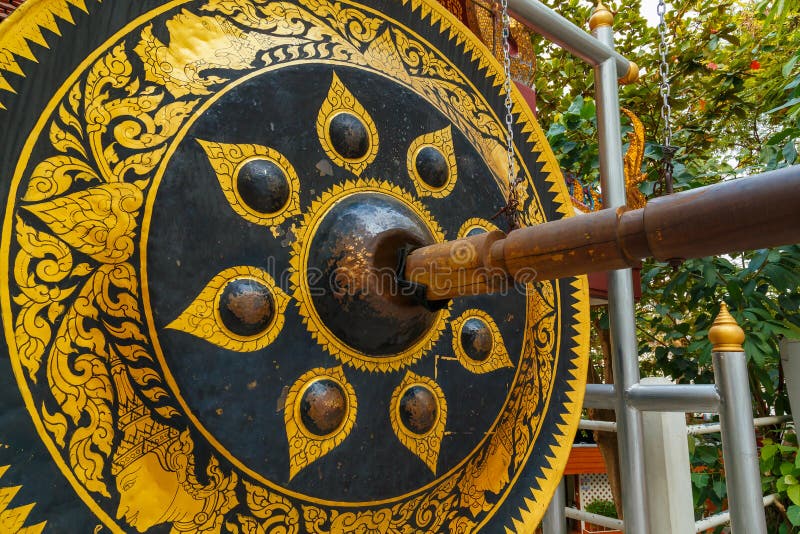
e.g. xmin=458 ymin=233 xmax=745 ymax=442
xmin=0 ymin=1 xmax=588 ymax=532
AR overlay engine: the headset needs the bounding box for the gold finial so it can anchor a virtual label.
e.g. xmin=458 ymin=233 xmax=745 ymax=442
xmin=589 ymin=1 xmax=614 ymax=31
xmin=619 ymin=61 xmax=640 ymax=85
xmin=708 ymin=302 xmax=745 ymax=352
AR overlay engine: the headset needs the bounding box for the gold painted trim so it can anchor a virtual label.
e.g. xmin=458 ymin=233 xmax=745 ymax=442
xmin=407 ymin=125 xmax=458 ymax=198
xmin=197 ymin=140 xmax=301 ymax=227
xmin=457 ymin=217 xmax=501 ymax=238
xmin=0 ymin=0 xmax=590 ymax=529
xmin=389 ymin=372 xmax=447 ymax=474
xmin=316 ymin=72 xmax=379 ymax=177
xmin=451 ymin=309 xmax=513 ymax=374
xmin=290 ymin=178 xmax=450 ymax=373
xmin=167 ymin=265 xmax=290 ymax=352
xmin=285 ymin=366 xmax=357 ymax=479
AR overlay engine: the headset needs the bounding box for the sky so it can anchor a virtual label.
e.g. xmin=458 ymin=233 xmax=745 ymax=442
xmin=639 ymin=0 xmax=663 ymax=27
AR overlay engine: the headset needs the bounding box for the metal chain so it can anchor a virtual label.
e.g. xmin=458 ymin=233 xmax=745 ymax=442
xmin=495 ymin=0 xmax=523 ymax=229
xmin=657 ymin=0 xmax=676 ymax=194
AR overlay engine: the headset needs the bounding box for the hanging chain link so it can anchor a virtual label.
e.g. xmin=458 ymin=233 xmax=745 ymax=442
xmin=657 ymin=0 xmax=676 ymax=194
xmin=493 ymin=0 xmax=523 ymax=229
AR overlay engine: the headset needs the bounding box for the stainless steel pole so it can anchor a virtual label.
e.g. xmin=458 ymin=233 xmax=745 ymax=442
xmin=591 ymin=6 xmax=650 ymax=532
xmin=626 ymin=384 xmax=720 ymax=412
xmin=710 ymin=303 xmax=767 ymax=533
xmin=584 ymin=384 xmax=616 ymax=409
xmin=541 ymin=480 xmax=567 ymax=534
xmin=506 ymin=0 xmax=636 ymax=81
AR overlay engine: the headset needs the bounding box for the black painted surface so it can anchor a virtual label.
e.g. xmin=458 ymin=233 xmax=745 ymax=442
xmin=0 ymin=0 xmax=581 ymax=530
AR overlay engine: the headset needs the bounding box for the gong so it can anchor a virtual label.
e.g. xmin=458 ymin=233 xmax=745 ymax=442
xmin=0 ymin=1 xmax=588 ymax=532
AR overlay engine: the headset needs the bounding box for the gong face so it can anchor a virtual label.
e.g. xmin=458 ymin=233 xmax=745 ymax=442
xmin=0 ymin=1 xmax=588 ymax=532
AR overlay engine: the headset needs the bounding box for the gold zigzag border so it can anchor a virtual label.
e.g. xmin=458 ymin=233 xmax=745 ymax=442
xmin=400 ymin=1 xmax=589 ymax=531
xmin=0 ymin=0 xmax=97 ymax=110
xmin=504 ymin=277 xmax=590 ymax=534
xmin=0 ymin=465 xmax=47 ymax=533
xmin=0 ymin=0 xmax=588 ymax=531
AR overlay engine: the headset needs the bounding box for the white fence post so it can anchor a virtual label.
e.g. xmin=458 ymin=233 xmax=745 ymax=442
xmin=641 ymin=377 xmax=696 ymax=534
xmin=780 ymin=337 xmax=800 ymax=431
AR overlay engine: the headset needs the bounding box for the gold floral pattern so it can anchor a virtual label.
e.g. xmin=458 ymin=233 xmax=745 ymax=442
xmin=389 ymin=372 xmax=448 ymax=474
xmin=407 ymin=125 xmax=458 ymax=197
xmin=167 ymin=266 xmax=290 ymax=352
xmin=0 ymin=0 xmax=589 ymax=532
xmin=284 ymin=367 xmax=357 ymax=479
xmin=316 ymin=72 xmax=379 ymax=176
xmin=451 ymin=309 xmax=514 ymax=374
xmin=197 ymin=140 xmax=301 ymax=227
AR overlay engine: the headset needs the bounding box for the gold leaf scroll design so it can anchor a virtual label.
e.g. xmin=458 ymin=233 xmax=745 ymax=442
xmin=302 ymin=474 xmax=460 ymax=534
xmin=284 ymin=367 xmax=356 ymax=480
xmin=11 ymin=41 xmax=195 ymax=498
xmin=389 ymin=372 xmax=447 ymax=474
xmin=22 ymin=182 xmax=143 ymax=264
xmin=457 ymin=218 xmax=500 ymax=239
xmin=290 ymin=179 xmax=449 ymax=372
xmin=0 ymin=464 xmax=47 ymax=533
xmin=2 ymin=2 xmax=564 ymax=529
xmin=456 ymin=281 xmax=556 ymax=519
xmin=167 ymin=266 xmax=290 ymax=352
xmin=190 ymin=0 xmax=537 ymax=210
xmin=12 ymin=217 xmax=79 ymax=380
xmin=407 ymin=125 xmax=458 ymax=198
xmin=135 ymin=5 xmax=373 ymax=100
xmin=42 ymin=263 xmax=160 ymax=497
xmin=196 ymin=140 xmax=301 ymax=226
xmin=451 ymin=309 xmax=513 ymax=374
xmin=316 ymin=72 xmax=379 ymax=177
xmin=227 ymin=480 xmax=300 ymax=534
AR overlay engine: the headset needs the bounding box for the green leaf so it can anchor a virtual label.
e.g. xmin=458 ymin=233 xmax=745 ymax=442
xmin=789 ymin=484 xmax=800 ymax=506
xmin=691 ymin=472 xmax=710 ymax=488
xmin=782 ymin=53 xmax=799 ymax=77
xmin=789 ymin=504 xmax=800 ymax=526
xmin=712 ymin=479 xmax=726 ymax=499
xmin=762 ymin=443 xmax=779 ymax=461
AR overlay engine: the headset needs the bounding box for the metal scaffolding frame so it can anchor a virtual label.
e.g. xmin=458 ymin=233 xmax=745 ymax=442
xmin=504 ymin=1 xmax=771 ymax=532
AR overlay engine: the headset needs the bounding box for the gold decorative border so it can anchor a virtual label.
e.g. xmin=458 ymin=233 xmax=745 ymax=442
xmin=389 ymin=372 xmax=447 ymax=474
xmin=407 ymin=125 xmax=458 ymax=197
xmin=196 ymin=140 xmax=301 ymax=227
xmin=0 ymin=0 xmax=590 ymax=531
xmin=316 ymin=72 xmax=379 ymax=177
xmin=166 ymin=265 xmax=290 ymax=352
xmin=0 ymin=0 xmax=98 ymax=110
xmin=457 ymin=217 xmax=501 ymax=238
xmin=289 ymin=178 xmax=450 ymax=373
xmin=451 ymin=309 xmax=513 ymax=374
xmin=284 ymin=366 xmax=357 ymax=479
xmin=0 ymin=464 xmax=47 ymax=533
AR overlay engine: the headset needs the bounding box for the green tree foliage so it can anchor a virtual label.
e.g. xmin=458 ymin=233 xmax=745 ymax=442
xmin=531 ymin=0 xmax=800 ymax=528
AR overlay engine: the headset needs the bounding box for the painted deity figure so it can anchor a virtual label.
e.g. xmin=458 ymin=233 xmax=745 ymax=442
xmin=458 ymin=423 xmax=514 ymax=517
xmin=111 ymin=360 xmax=238 ymax=533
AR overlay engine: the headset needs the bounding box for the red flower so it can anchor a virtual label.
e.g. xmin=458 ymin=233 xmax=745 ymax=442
xmin=750 ymin=60 xmax=761 ymax=70
xmin=707 ymin=62 xmax=718 ymax=70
